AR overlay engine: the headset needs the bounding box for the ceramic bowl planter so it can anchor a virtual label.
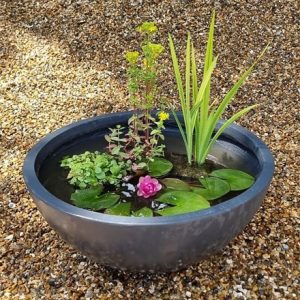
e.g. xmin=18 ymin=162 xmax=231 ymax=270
xmin=23 ymin=112 xmax=274 ymax=272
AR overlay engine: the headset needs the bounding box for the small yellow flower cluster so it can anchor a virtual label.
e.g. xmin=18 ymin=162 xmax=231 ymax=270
xmin=136 ymin=22 xmax=158 ymax=34
xmin=125 ymin=51 xmax=139 ymax=64
xmin=147 ymin=43 xmax=164 ymax=59
xmin=158 ymin=111 xmax=169 ymax=121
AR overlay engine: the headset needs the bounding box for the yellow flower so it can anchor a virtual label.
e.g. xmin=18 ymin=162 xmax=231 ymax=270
xmin=136 ymin=22 xmax=158 ymax=34
xmin=148 ymin=43 xmax=164 ymax=58
xmin=158 ymin=111 xmax=169 ymax=121
xmin=125 ymin=51 xmax=140 ymax=64
xmin=143 ymin=58 xmax=148 ymax=68
xmin=142 ymin=43 xmax=164 ymax=61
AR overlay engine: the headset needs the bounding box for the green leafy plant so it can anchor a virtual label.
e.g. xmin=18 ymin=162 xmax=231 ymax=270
xmin=104 ymin=22 xmax=168 ymax=170
xmin=61 ymin=151 xmax=131 ymax=189
xmin=58 ymin=18 xmax=259 ymax=218
xmin=105 ymin=112 xmax=168 ymax=166
xmin=169 ymin=11 xmax=268 ymax=165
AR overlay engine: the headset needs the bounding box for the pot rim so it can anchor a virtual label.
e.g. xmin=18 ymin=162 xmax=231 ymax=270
xmin=23 ymin=111 xmax=274 ymax=226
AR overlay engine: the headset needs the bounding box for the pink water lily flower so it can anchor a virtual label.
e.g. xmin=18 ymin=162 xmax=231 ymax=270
xmin=137 ymin=175 xmax=162 ymax=198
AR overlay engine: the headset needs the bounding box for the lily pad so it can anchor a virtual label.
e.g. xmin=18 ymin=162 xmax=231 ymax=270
xmin=105 ymin=202 xmax=131 ymax=216
xmin=160 ymin=178 xmax=191 ymax=191
xmin=148 ymin=157 xmax=173 ymax=177
xmin=97 ymin=193 xmax=120 ymax=210
xmin=156 ymin=191 xmax=210 ymax=216
xmin=70 ymin=186 xmax=103 ymax=209
xmin=192 ymin=177 xmax=230 ymax=200
xmin=71 ymin=186 xmax=120 ymax=211
xmin=132 ymin=207 xmax=153 ymax=217
xmin=210 ymin=169 xmax=255 ymax=191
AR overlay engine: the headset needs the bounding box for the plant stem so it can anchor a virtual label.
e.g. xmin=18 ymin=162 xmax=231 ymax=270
xmin=145 ymin=109 xmax=150 ymax=142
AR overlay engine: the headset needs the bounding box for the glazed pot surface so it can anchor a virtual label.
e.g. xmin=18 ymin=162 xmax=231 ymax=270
xmin=23 ymin=112 xmax=274 ymax=272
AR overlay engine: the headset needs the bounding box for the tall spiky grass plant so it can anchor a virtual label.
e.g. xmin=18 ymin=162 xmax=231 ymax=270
xmin=169 ymin=11 xmax=268 ymax=166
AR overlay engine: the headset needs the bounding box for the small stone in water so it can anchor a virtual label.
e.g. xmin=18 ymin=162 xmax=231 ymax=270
xmin=121 ymin=191 xmax=131 ymax=197
xmin=126 ymin=183 xmax=136 ymax=192
xmin=122 ymin=182 xmax=136 ymax=192
xmin=157 ymin=203 xmax=168 ymax=210
xmin=123 ymin=175 xmax=133 ymax=182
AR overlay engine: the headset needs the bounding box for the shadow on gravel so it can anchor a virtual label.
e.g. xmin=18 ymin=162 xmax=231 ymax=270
xmin=0 ymin=0 xmax=216 ymax=84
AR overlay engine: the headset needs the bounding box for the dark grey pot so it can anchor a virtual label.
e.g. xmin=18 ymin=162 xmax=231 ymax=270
xmin=23 ymin=112 xmax=274 ymax=272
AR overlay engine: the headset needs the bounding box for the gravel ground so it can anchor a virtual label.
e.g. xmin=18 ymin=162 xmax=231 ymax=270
xmin=0 ymin=0 xmax=299 ymax=299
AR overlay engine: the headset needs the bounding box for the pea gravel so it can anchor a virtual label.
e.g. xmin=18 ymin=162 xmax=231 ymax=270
xmin=0 ymin=0 xmax=299 ymax=299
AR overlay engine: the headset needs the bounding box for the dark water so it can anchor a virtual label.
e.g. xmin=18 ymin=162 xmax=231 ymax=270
xmin=38 ymin=132 xmax=246 ymax=214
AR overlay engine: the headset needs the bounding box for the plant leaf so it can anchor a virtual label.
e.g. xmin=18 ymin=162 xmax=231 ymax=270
xmin=70 ymin=186 xmax=103 ymax=209
xmin=191 ymin=55 xmax=218 ymax=115
xmin=210 ymin=169 xmax=255 ymax=191
xmin=171 ymin=110 xmax=190 ymax=163
xmin=205 ymin=45 xmax=269 ymax=158
xmin=169 ymin=34 xmax=186 ymax=117
xmin=97 ymin=193 xmax=120 ymax=210
xmin=132 ymin=207 xmax=153 ymax=217
xmin=191 ymin=41 xmax=198 ymax=104
xmin=148 ymin=157 xmax=173 ymax=177
xmin=200 ymin=10 xmax=215 ymax=133
xmin=156 ymin=191 xmax=210 ymax=216
xmin=185 ymin=32 xmax=191 ymax=110
xmin=105 ymin=202 xmax=131 ymax=216
xmin=201 ymin=104 xmax=257 ymax=162
xmin=192 ymin=176 xmax=230 ymax=200
xmin=160 ymin=178 xmax=191 ymax=191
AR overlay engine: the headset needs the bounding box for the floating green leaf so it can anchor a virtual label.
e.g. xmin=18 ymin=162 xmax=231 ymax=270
xmin=160 ymin=178 xmax=191 ymax=191
xmin=192 ymin=177 xmax=230 ymax=200
xmin=70 ymin=186 xmax=120 ymax=211
xmin=70 ymin=186 xmax=103 ymax=209
xmin=156 ymin=191 xmax=210 ymax=216
xmin=132 ymin=207 xmax=153 ymax=217
xmin=97 ymin=193 xmax=120 ymax=210
xmin=105 ymin=202 xmax=131 ymax=216
xmin=148 ymin=157 xmax=173 ymax=177
xmin=210 ymin=169 xmax=255 ymax=191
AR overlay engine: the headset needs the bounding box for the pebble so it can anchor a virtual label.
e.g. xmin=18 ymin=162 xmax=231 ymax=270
xmin=8 ymin=202 xmax=16 ymax=209
xmin=185 ymin=291 xmax=192 ymax=297
xmin=0 ymin=1 xmax=298 ymax=299
xmin=126 ymin=183 xmax=136 ymax=192
xmin=121 ymin=191 xmax=131 ymax=198
xmin=4 ymin=234 xmax=14 ymax=241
